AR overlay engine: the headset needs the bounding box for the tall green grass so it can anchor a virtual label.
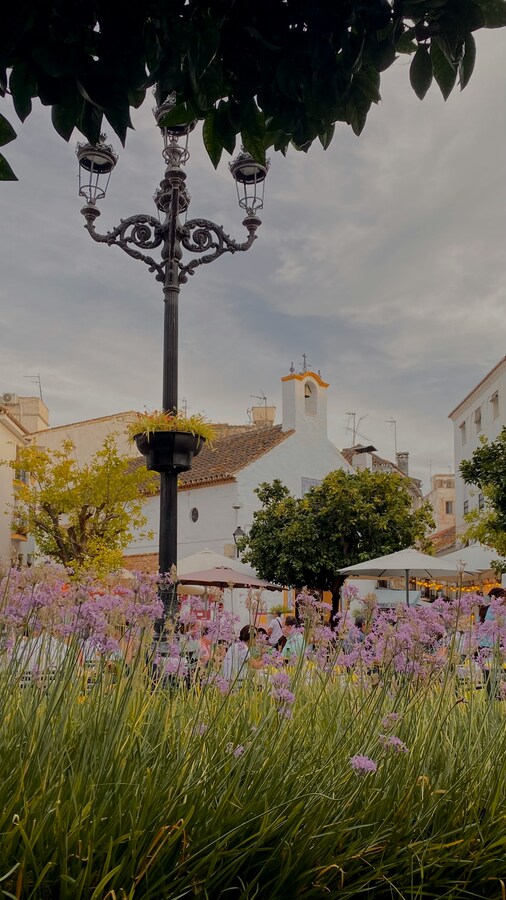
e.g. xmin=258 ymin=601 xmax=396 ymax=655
xmin=0 ymin=643 xmax=505 ymax=899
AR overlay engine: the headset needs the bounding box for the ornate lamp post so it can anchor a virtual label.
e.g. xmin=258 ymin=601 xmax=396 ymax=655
xmin=76 ymin=101 xmax=268 ymax=612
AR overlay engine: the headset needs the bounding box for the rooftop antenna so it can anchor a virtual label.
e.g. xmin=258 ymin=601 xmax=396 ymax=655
xmin=179 ymin=397 xmax=189 ymax=416
xmin=23 ymin=373 xmax=43 ymax=401
xmin=385 ymin=418 xmax=397 ymax=456
xmin=346 ymin=412 xmax=368 ymax=445
xmin=250 ymin=392 xmax=267 ymax=408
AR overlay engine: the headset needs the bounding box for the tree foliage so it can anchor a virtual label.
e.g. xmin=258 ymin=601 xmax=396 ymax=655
xmin=2 ymin=0 xmax=505 ymax=179
xmin=460 ymin=428 xmax=506 ymax=570
xmin=5 ymin=436 xmax=157 ymax=574
xmin=239 ymin=469 xmax=434 ymax=617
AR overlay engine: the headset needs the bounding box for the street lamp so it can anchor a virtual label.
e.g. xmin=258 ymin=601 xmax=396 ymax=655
xmin=233 ymin=525 xmax=246 ymax=558
xmin=76 ymin=100 xmax=268 ymax=617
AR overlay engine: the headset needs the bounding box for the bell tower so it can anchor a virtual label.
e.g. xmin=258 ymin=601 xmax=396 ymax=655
xmin=281 ymin=362 xmax=329 ymax=436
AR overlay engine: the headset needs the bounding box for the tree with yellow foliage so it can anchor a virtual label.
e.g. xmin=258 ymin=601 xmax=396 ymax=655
xmin=5 ymin=436 xmax=157 ymax=574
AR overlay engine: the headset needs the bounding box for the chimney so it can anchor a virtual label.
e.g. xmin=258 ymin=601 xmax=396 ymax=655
xmin=251 ymin=405 xmax=276 ymax=427
xmin=396 ymin=451 xmax=409 ymax=477
xmin=351 ymin=445 xmax=376 ymax=472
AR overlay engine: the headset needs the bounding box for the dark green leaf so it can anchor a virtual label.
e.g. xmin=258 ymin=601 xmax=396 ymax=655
xmin=459 ymin=33 xmax=476 ymax=88
xmin=430 ymin=40 xmax=457 ymax=99
xmin=276 ymin=58 xmax=301 ymax=100
xmin=9 ymin=63 xmax=36 ymax=122
xmin=202 ymin=110 xmax=223 ymax=168
xmin=240 ymin=99 xmax=265 ymax=141
xmin=51 ymin=104 xmax=76 ymax=141
xmin=104 ymin=105 xmax=132 ymax=146
xmin=77 ymin=102 xmax=102 ymax=145
xmin=409 ymin=45 xmax=433 ymax=99
xmin=0 ymin=114 xmax=16 ymax=148
xmin=318 ymin=124 xmax=335 ymax=150
xmin=241 ymin=130 xmax=266 ymax=166
xmin=475 ymin=0 xmax=506 ymax=25
xmin=0 ymin=153 xmax=18 ymax=181
xmin=128 ymin=89 xmax=146 ymax=110
xmin=215 ymin=101 xmax=237 ymax=156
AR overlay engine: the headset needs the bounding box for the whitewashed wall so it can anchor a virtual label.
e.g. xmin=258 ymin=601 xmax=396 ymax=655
xmin=36 ymin=412 xmax=136 ymax=463
xmin=451 ymin=360 xmax=506 ymax=536
xmin=0 ymin=416 xmax=28 ymax=564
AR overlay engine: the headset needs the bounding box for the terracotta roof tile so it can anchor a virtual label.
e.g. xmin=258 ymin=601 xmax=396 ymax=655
xmin=180 ymin=425 xmax=293 ymax=488
xmin=432 ymin=526 xmax=457 ymax=552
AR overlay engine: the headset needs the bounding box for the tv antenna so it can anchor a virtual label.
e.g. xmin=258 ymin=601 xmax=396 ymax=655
xmin=346 ymin=412 xmax=368 ymax=445
xmin=23 ymin=373 xmax=43 ymax=401
xmin=385 ymin=418 xmax=397 ymax=456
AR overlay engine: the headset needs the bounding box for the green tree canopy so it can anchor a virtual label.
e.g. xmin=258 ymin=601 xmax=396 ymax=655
xmin=4 ymin=436 xmax=157 ymax=574
xmin=238 ymin=469 xmax=434 ymax=619
xmin=2 ymin=0 xmax=505 ymax=179
xmin=460 ymin=427 xmax=506 ymax=570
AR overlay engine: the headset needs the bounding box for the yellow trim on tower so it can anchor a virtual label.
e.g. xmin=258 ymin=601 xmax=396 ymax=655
xmin=281 ymin=371 xmax=329 ymax=388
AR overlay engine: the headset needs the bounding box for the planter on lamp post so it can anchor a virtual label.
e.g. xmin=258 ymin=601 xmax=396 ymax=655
xmin=134 ymin=431 xmax=205 ymax=474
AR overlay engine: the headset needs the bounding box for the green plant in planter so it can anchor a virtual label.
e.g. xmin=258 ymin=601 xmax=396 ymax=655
xmin=127 ymin=410 xmax=215 ymax=446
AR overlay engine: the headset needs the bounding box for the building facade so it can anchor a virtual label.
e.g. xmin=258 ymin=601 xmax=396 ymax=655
xmin=449 ymin=355 xmax=506 ymax=537
xmin=424 ymin=473 xmax=455 ymax=533
xmin=0 ymin=395 xmax=49 ymax=566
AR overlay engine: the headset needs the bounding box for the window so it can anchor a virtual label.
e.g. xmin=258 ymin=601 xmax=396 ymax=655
xmin=301 ymin=477 xmax=321 ymax=496
xmin=445 ymin=501 xmax=454 ymax=515
xmin=459 ymin=421 xmax=467 ymax=445
xmin=463 ymin=500 xmax=469 ymax=516
xmin=304 ymin=382 xmax=317 ymax=416
xmin=473 ymin=406 xmax=482 ymax=434
xmin=490 ymin=391 xmax=499 ymax=420
xmin=478 ymin=493 xmax=485 ymax=510
xmin=189 ymin=507 xmax=199 ymax=523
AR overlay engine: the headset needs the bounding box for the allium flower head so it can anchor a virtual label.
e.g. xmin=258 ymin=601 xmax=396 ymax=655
xmin=350 ymin=754 xmax=377 ymax=774
xmin=379 ymin=734 xmax=409 ymax=754
xmin=381 ymin=712 xmax=401 ymax=730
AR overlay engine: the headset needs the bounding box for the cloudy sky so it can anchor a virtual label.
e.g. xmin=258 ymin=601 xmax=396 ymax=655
xmin=1 ymin=29 xmax=505 ymax=492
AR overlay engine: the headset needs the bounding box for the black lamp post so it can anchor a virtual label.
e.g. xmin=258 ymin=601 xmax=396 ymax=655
xmin=76 ymin=99 xmax=268 ymax=615
xmin=233 ymin=525 xmax=246 ymax=558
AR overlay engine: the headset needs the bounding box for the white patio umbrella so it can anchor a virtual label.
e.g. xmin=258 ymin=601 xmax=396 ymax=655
xmin=340 ymin=548 xmax=463 ymax=606
xmin=177 ymin=548 xmax=256 ymax=578
xmin=438 ymin=544 xmax=499 ymax=577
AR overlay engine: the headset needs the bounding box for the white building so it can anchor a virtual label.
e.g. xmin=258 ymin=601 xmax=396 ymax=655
xmin=0 ymin=394 xmax=49 ymax=566
xmin=125 ymin=368 xmax=354 ymax=569
xmin=449 ymin=355 xmax=506 ymax=538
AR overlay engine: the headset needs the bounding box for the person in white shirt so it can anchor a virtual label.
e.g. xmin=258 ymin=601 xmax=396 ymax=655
xmin=221 ymin=625 xmax=257 ymax=681
xmin=267 ymin=615 xmax=284 ymax=648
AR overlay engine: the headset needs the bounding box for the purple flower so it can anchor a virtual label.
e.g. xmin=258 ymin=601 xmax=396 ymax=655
xmin=381 ymin=712 xmax=401 ymax=730
xmin=379 ymin=734 xmax=409 ymax=754
xmin=272 ymin=688 xmax=295 ymax=705
xmin=272 ymin=671 xmax=291 ymax=689
xmin=225 ymin=742 xmax=245 ymax=757
xmin=198 ymin=722 xmax=208 ymax=736
xmin=350 ymin=754 xmax=377 ymax=774
xmin=164 ymin=656 xmax=188 ymax=678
